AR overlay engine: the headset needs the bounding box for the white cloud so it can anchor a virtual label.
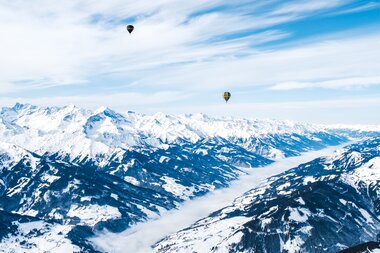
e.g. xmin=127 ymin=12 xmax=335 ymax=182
xmin=132 ymin=33 xmax=380 ymax=91
xmin=0 ymin=83 xmax=15 ymax=94
xmin=0 ymin=91 xmax=190 ymax=111
xmin=271 ymin=0 xmax=350 ymax=15
xmin=331 ymin=2 xmax=380 ymax=15
xmin=147 ymin=96 xmax=380 ymax=124
xmin=0 ymin=0 xmax=359 ymax=93
xmin=270 ymin=76 xmax=380 ymax=90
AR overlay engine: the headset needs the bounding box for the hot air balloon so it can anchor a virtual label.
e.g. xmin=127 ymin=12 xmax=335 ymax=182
xmin=126 ymin=25 xmax=134 ymax=34
xmin=223 ymin=92 xmax=231 ymax=103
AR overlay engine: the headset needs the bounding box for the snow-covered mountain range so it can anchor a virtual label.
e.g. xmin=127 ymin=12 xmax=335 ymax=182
xmin=0 ymin=103 xmax=379 ymax=252
xmin=1 ymin=103 xmax=368 ymax=161
xmin=154 ymin=138 xmax=380 ymax=253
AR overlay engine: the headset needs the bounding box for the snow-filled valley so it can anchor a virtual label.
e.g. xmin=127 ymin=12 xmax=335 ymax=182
xmin=0 ymin=103 xmax=379 ymax=252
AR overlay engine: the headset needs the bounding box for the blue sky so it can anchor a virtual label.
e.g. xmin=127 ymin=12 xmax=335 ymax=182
xmin=0 ymin=0 xmax=379 ymax=124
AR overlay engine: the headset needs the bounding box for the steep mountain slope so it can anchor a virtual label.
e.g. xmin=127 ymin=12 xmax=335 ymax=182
xmin=154 ymin=138 xmax=380 ymax=253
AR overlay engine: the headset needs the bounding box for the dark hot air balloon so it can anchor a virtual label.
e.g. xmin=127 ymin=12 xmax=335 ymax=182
xmin=223 ymin=92 xmax=231 ymax=103
xmin=126 ymin=25 xmax=134 ymax=34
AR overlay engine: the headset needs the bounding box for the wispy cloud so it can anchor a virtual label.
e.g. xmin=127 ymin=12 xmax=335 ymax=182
xmin=0 ymin=91 xmax=190 ymax=111
xmin=0 ymin=0 xmax=361 ymax=93
xmin=271 ymin=0 xmax=351 ymax=15
xmin=132 ymin=32 xmax=380 ymax=91
xmin=270 ymin=76 xmax=380 ymax=90
xmin=332 ymin=1 xmax=380 ymax=15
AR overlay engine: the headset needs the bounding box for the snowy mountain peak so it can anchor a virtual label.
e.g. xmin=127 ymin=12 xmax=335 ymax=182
xmin=11 ymin=103 xmax=37 ymax=112
xmin=94 ymin=106 xmax=114 ymax=115
xmin=0 ymin=103 xmax=378 ymax=164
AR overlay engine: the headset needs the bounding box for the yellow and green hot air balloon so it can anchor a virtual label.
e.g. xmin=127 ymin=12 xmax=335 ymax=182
xmin=223 ymin=92 xmax=231 ymax=103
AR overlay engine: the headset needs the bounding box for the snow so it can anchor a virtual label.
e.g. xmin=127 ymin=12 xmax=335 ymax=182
xmin=80 ymin=196 xmax=92 ymax=202
xmin=283 ymin=235 xmax=304 ymax=253
xmin=18 ymin=220 xmax=45 ymax=232
xmin=159 ymin=156 xmax=170 ymax=163
xmin=67 ymin=204 xmax=121 ymax=227
xmin=341 ymin=156 xmax=380 ymax=192
xmin=261 ymin=217 xmax=272 ymax=229
xmin=111 ymin=193 xmax=119 ymax=200
xmin=1 ymin=221 xmax=80 ymax=253
xmin=295 ymin=197 xmax=306 ymax=205
xmin=6 ymin=177 xmax=30 ymax=197
xmin=91 ymin=145 xmax=347 ymax=253
xmin=277 ymin=182 xmax=291 ymax=191
xmin=195 ymin=148 xmax=208 ymax=155
xmin=303 ymin=176 xmax=317 ymax=185
xmin=41 ymin=173 xmax=60 ymax=184
xmin=358 ymin=208 xmax=374 ymax=224
xmin=267 ymin=147 xmax=286 ymax=160
xmin=0 ymin=103 xmax=372 ymax=166
xmin=0 ymin=141 xmax=39 ymax=171
xmin=134 ymin=204 xmax=161 ymax=219
xmin=62 ymin=179 xmax=81 ymax=194
xmin=346 ymin=151 xmax=363 ymax=166
xmin=49 ymin=209 xmax=65 ymax=220
xmin=124 ymin=176 xmax=140 ymax=186
xmin=23 ymin=209 xmax=39 ymax=216
xmin=339 ymin=199 xmax=347 ymax=205
xmin=288 ymin=208 xmax=310 ymax=222
xmin=155 ymin=216 xmax=250 ymax=253
xmin=161 ymin=176 xmax=194 ymax=198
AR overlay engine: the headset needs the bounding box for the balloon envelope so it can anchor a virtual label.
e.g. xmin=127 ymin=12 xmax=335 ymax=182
xmin=223 ymin=92 xmax=231 ymax=103
xmin=127 ymin=25 xmax=134 ymax=34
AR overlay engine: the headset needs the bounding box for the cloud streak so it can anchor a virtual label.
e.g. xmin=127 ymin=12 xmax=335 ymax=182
xmin=332 ymin=1 xmax=380 ymax=15
xmin=0 ymin=91 xmax=189 ymax=110
xmin=270 ymin=76 xmax=380 ymax=90
xmin=133 ymin=32 xmax=380 ymax=91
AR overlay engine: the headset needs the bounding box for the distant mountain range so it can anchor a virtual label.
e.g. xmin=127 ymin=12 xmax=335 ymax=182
xmin=0 ymin=103 xmax=379 ymax=252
